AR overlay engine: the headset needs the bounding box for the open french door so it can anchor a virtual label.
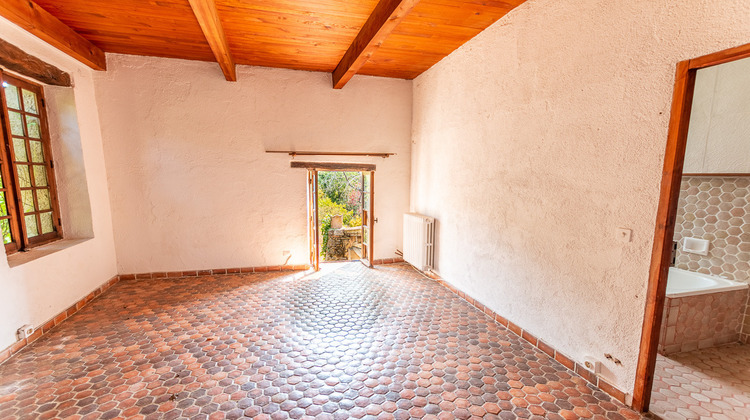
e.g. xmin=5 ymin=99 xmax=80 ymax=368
xmin=360 ymin=171 xmax=374 ymax=267
xmin=307 ymin=169 xmax=320 ymax=271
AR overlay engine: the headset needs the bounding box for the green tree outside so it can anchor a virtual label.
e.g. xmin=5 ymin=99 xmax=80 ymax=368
xmin=317 ymin=171 xmax=363 ymax=259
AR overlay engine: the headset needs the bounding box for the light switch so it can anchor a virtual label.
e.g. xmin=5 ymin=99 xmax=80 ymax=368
xmin=616 ymin=228 xmax=632 ymax=243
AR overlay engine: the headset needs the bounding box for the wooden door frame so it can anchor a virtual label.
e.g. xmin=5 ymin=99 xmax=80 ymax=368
xmin=308 ymin=169 xmax=320 ymax=271
xmin=632 ymin=42 xmax=750 ymax=412
xmin=360 ymin=170 xmax=374 ymax=268
xmin=306 ymin=167 xmax=375 ymax=269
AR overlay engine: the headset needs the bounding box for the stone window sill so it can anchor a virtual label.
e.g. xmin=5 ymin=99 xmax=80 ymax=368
xmin=7 ymin=238 xmax=92 ymax=268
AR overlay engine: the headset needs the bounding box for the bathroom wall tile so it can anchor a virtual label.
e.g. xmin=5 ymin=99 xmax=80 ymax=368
xmin=674 ymin=176 xmax=749 ymax=282
xmin=674 ymin=176 xmax=750 ymax=341
xmin=658 ymin=291 xmax=747 ymax=355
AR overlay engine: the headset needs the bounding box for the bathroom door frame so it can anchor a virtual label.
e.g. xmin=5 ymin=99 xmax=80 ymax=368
xmin=632 ymin=41 xmax=750 ymax=412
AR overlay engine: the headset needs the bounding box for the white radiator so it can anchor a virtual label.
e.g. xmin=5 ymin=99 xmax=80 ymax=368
xmin=403 ymin=213 xmax=435 ymax=272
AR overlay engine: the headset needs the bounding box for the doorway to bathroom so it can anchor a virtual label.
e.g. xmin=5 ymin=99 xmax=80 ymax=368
xmin=633 ymin=44 xmax=750 ymax=417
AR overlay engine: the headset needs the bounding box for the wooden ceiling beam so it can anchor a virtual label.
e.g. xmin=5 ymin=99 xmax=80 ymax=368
xmin=0 ymin=0 xmax=106 ymax=70
xmin=187 ymin=0 xmax=237 ymax=81
xmin=332 ymin=0 xmax=421 ymax=89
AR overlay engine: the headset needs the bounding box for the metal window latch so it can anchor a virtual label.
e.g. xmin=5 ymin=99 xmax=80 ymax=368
xmin=374 ymin=218 xmax=378 ymax=223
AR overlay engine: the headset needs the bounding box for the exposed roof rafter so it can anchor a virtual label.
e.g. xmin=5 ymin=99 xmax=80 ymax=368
xmin=187 ymin=0 xmax=237 ymax=81
xmin=0 ymin=0 xmax=106 ymax=70
xmin=332 ymin=0 xmax=421 ymax=89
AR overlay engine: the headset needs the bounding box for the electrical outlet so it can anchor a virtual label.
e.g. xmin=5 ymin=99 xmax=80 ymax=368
xmin=17 ymin=324 xmax=33 ymax=340
xmin=615 ymin=228 xmax=632 ymax=243
xmin=583 ymin=356 xmax=602 ymax=374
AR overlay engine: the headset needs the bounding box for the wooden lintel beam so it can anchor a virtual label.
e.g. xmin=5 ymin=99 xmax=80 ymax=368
xmin=0 ymin=0 xmax=106 ymax=71
xmin=0 ymin=37 xmax=71 ymax=86
xmin=291 ymin=161 xmax=377 ymax=172
xmin=187 ymin=0 xmax=237 ymax=82
xmin=332 ymin=0 xmax=421 ymax=89
xmin=267 ymin=151 xmax=394 ymax=158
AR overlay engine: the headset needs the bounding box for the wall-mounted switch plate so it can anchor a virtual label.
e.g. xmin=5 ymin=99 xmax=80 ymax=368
xmin=616 ymin=228 xmax=632 ymax=243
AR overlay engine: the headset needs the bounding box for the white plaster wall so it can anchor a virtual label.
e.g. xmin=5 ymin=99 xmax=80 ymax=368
xmin=684 ymin=57 xmax=750 ymax=173
xmin=95 ymin=55 xmax=412 ymax=274
xmin=411 ymin=0 xmax=750 ymax=394
xmin=0 ymin=17 xmax=118 ymax=350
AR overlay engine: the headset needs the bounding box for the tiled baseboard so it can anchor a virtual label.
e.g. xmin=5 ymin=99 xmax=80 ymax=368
xmin=119 ymin=259 xmax=404 ymax=280
xmin=119 ymin=264 xmax=312 ymax=280
xmin=424 ymin=269 xmax=630 ymax=407
xmin=0 ymin=274 xmax=120 ymax=366
xmin=372 ymin=257 xmax=404 ymax=265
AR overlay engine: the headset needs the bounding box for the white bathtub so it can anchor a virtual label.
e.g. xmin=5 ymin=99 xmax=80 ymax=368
xmin=666 ymin=267 xmax=748 ymax=298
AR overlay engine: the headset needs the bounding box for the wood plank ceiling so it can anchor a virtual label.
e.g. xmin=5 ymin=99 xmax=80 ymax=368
xmin=14 ymin=0 xmax=525 ymax=86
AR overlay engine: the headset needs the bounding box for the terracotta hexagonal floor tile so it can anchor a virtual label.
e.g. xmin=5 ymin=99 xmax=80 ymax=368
xmin=0 ymin=263 xmax=643 ymax=419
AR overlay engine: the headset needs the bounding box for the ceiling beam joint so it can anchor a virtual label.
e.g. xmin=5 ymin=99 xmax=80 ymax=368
xmin=332 ymin=0 xmax=421 ymax=89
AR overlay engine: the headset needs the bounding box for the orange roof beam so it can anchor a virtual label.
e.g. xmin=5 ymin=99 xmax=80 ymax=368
xmin=332 ymin=0 xmax=421 ymax=89
xmin=0 ymin=0 xmax=106 ymax=70
xmin=187 ymin=0 xmax=237 ymax=81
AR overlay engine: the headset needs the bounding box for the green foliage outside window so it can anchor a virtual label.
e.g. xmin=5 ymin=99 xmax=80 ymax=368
xmin=318 ymin=171 xmax=364 ymax=259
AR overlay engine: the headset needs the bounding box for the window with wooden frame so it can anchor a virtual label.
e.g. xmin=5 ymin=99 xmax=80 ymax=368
xmin=0 ymin=71 xmax=62 ymax=254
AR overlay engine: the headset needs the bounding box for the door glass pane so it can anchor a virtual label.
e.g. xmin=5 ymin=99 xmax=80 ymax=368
xmin=36 ymin=189 xmax=50 ymax=211
xmin=1 ymin=219 xmax=11 ymax=244
xmin=21 ymin=190 xmax=35 ymax=213
xmin=16 ymin=165 xmax=31 ymax=188
xmin=26 ymin=116 xmax=41 ymax=138
xmin=0 ymin=169 xmax=3 ymax=188
xmin=4 ymin=84 xmax=20 ymax=110
xmin=40 ymin=212 xmax=54 ymax=234
xmin=25 ymin=214 xmax=38 ymax=237
xmin=9 ymin=111 xmax=24 ymax=136
xmin=30 ymin=140 xmax=44 ymax=163
xmin=22 ymin=89 xmax=38 ymax=114
xmin=0 ymin=192 xmax=6 ymax=216
xmin=33 ymin=165 xmax=48 ymax=187
xmin=13 ymin=138 xmax=27 ymax=162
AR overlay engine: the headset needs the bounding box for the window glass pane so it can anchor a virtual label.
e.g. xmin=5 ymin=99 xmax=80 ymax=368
xmin=21 ymin=190 xmax=35 ymax=213
xmin=26 ymin=116 xmax=41 ymax=139
xmin=25 ymin=214 xmax=38 ymax=237
xmin=30 ymin=140 xmax=44 ymax=163
xmin=16 ymin=165 xmax=31 ymax=188
xmin=1 ymin=219 xmax=11 ymax=244
xmin=13 ymin=138 xmax=27 ymax=162
xmin=40 ymin=212 xmax=53 ymax=234
xmin=4 ymin=84 xmax=20 ymax=110
xmin=33 ymin=165 xmax=48 ymax=187
xmin=22 ymin=89 xmax=38 ymax=114
xmin=36 ymin=189 xmax=50 ymax=211
xmin=9 ymin=111 xmax=24 ymax=136
xmin=0 ymin=169 xmax=3 ymax=187
xmin=0 ymin=192 xmax=6 ymax=216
